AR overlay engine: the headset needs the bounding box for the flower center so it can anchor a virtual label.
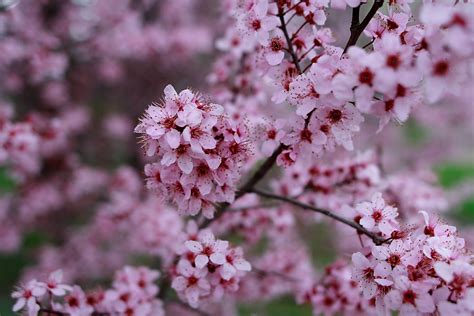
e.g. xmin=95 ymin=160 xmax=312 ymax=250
xmin=327 ymin=109 xmax=343 ymax=124
xmin=359 ymin=68 xmax=374 ymax=86
xmin=387 ymin=254 xmax=401 ymax=267
xmin=68 ymin=296 xmax=80 ymax=307
xmin=386 ymin=54 xmax=401 ymax=70
xmin=270 ymin=37 xmax=284 ymax=52
xmin=251 ymin=19 xmax=261 ymax=30
xmin=433 ymin=61 xmax=449 ymax=76
xmin=300 ymin=129 xmax=312 ymax=142
xmin=267 ymin=129 xmax=276 ymax=139
xmin=396 ymin=84 xmax=406 ymax=98
xmin=402 ymin=289 xmax=417 ymax=305
xmin=363 ymin=268 xmax=374 ymax=281
xmin=188 ymin=276 xmax=198 ymax=286
xmin=162 ymin=117 xmax=175 ymax=129
xmin=385 ymin=100 xmax=395 ymax=112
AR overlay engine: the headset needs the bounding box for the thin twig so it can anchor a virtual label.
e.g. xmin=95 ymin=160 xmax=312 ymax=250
xmin=362 ymin=38 xmax=375 ymax=49
xmin=291 ymin=20 xmax=309 ymax=40
xmin=251 ymin=188 xmax=386 ymax=245
xmin=277 ymin=8 xmax=302 ymax=74
xmin=282 ymin=0 xmax=304 ymax=15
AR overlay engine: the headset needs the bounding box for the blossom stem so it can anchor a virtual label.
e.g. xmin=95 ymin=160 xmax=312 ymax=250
xmin=291 ymin=20 xmax=309 ymax=40
xmin=282 ymin=1 xmax=304 ymax=15
xmin=250 ymin=187 xmax=386 ymax=245
xmin=286 ymin=12 xmax=298 ymax=24
xmin=362 ymin=38 xmax=376 ymax=49
xmin=298 ymin=43 xmax=318 ymax=62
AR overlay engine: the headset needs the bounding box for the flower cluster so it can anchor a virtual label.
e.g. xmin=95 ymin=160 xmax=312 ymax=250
xmin=351 ymin=196 xmax=473 ymax=316
xmin=272 ymin=150 xmax=381 ymax=209
xmin=172 ymin=228 xmax=251 ymax=308
xmin=0 ymin=117 xmax=40 ymax=181
xmin=136 ymin=85 xmax=250 ymax=218
xmin=300 ymin=260 xmax=377 ymax=316
xmin=235 ymin=0 xmax=474 ymax=167
xmin=12 ymin=267 xmax=164 ymax=316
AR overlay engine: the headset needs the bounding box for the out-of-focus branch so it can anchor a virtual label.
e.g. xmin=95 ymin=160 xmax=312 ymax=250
xmin=251 ymin=188 xmax=387 ymax=245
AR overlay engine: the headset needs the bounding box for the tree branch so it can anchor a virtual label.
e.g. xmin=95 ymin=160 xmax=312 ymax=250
xmin=236 ymin=144 xmax=287 ymax=198
xmin=277 ymin=8 xmax=302 ymax=74
xmin=251 ymin=188 xmax=386 ymax=245
xmin=343 ymin=0 xmax=384 ymax=54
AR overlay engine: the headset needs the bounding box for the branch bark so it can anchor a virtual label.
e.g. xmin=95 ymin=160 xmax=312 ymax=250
xmin=343 ymin=0 xmax=384 ymax=54
xmin=251 ymin=187 xmax=386 ymax=245
xmin=277 ymin=8 xmax=302 ymax=74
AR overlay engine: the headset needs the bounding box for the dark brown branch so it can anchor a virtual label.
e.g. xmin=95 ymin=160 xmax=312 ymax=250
xmin=236 ymin=144 xmax=287 ymax=198
xmin=251 ymin=188 xmax=386 ymax=245
xmin=343 ymin=0 xmax=384 ymax=54
xmin=351 ymin=4 xmax=361 ymax=28
xmin=277 ymin=8 xmax=302 ymax=74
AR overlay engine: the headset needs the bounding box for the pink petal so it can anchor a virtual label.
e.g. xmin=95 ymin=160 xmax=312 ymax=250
xmin=195 ymin=255 xmax=209 ymax=269
xmin=265 ymin=51 xmax=284 ymax=66
xmin=178 ymin=155 xmax=193 ymax=174
xmin=164 ymin=84 xmax=178 ymax=102
xmin=210 ymin=253 xmax=225 ymax=265
xmin=13 ymin=298 xmax=26 ymax=312
xmin=234 ymin=258 xmax=251 ymax=271
xmin=165 ymin=129 xmax=181 ymax=149
xmin=220 ymin=263 xmax=236 ymax=281
xmin=199 ymin=134 xmax=216 ymax=150
xmin=352 ymin=252 xmax=370 ymax=269
xmin=185 ymin=240 xmax=203 ymax=253
xmin=360 ymin=216 xmax=375 ymax=230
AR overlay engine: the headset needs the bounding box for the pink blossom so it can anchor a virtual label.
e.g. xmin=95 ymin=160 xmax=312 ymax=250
xmin=260 ymin=119 xmax=286 ymax=156
xmin=11 ymin=280 xmax=46 ymax=316
xmin=185 ymin=230 xmax=228 ymax=269
xmin=314 ymin=103 xmax=364 ymax=151
xmin=262 ymin=34 xmax=286 ymax=66
xmin=44 ymin=270 xmax=72 ymax=297
xmin=171 ymin=260 xmax=210 ymax=308
xmin=221 ymin=247 xmax=252 ymax=280
xmin=384 ymin=276 xmax=435 ymax=315
xmin=356 ymin=192 xmax=398 ymax=235
xmin=238 ymin=0 xmax=279 ymax=42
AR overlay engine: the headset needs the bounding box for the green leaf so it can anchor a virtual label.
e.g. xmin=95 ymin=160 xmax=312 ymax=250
xmin=435 ymin=163 xmax=474 ymax=188
xmin=0 ymin=167 xmax=16 ymax=193
xmin=403 ymin=120 xmax=428 ymax=145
